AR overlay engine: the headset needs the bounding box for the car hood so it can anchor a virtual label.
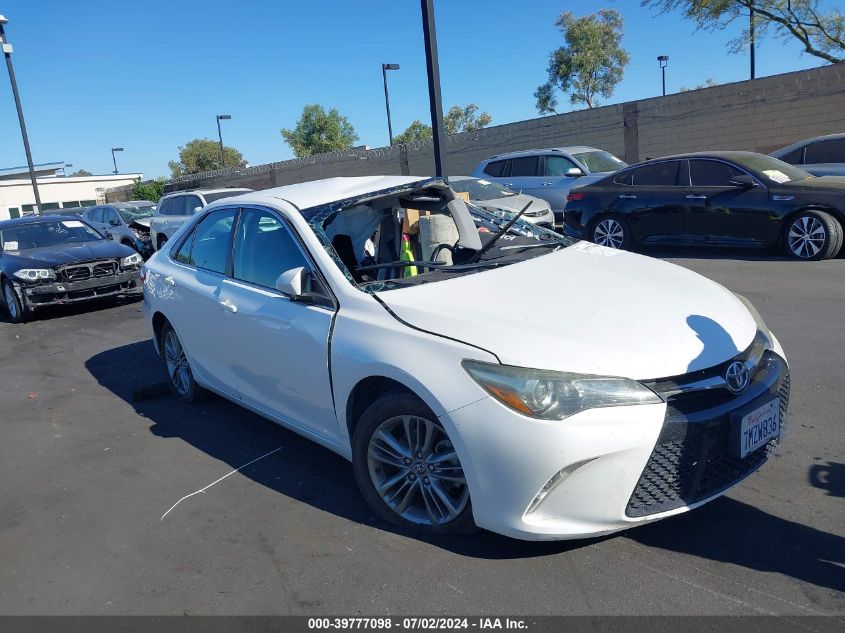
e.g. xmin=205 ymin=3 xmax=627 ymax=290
xmin=476 ymin=194 xmax=552 ymax=215
xmin=130 ymin=217 xmax=152 ymax=229
xmin=4 ymin=240 xmax=133 ymax=267
xmin=786 ymin=175 xmax=845 ymax=190
xmin=376 ymin=242 xmax=757 ymax=379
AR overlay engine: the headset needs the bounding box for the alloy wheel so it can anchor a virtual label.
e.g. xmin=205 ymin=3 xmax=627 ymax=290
xmin=366 ymin=415 xmax=468 ymax=526
xmin=4 ymin=284 xmax=18 ymax=321
xmin=594 ymin=218 xmax=625 ymax=249
xmin=163 ymin=329 xmax=192 ymax=398
xmin=788 ymin=216 xmax=826 ymax=259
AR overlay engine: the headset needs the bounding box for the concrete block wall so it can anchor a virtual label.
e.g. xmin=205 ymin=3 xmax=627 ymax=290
xmin=106 ymin=63 xmax=844 ymax=203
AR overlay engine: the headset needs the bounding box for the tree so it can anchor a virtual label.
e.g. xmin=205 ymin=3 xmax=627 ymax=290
xmin=69 ymin=168 xmax=92 ymax=177
xmin=535 ymin=9 xmax=630 ymax=112
xmin=680 ymin=77 xmax=719 ymax=91
xmin=642 ymin=0 xmax=844 ymax=64
xmin=168 ymin=138 xmax=245 ymax=178
xmin=281 ymin=104 xmax=358 ymax=157
xmin=393 ymin=120 xmax=433 ymax=145
xmin=444 ymin=104 xmax=493 ymax=134
xmin=132 ymin=178 xmax=167 ymax=203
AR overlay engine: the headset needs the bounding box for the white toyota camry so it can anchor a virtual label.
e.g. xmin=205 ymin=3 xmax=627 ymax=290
xmin=141 ymin=176 xmax=789 ymax=540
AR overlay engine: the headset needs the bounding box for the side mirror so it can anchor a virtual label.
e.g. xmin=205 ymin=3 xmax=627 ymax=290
xmin=565 ymin=167 xmax=584 ymax=178
xmin=275 ymin=267 xmax=308 ymax=299
xmin=193 ymin=206 xmax=203 ymax=214
xmin=729 ymin=174 xmax=757 ymax=188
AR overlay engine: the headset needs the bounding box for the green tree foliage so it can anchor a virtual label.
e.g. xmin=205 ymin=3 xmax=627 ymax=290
xmin=444 ymin=104 xmax=493 ymax=134
xmin=535 ymin=9 xmax=630 ymax=112
xmin=281 ymin=104 xmax=359 ymax=157
xmin=69 ymin=168 xmax=92 ymax=177
xmin=642 ymin=0 xmax=844 ymax=63
xmin=168 ymin=138 xmax=245 ymax=178
xmin=392 ymin=104 xmax=492 ymax=145
xmin=132 ymin=178 xmax=167 ymax=203
xmin=393 ymin=120 xmax=433 ymax=145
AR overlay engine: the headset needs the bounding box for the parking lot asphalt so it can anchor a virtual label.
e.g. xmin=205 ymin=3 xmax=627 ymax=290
xmin=0 ymin=251 xmax=843 ymax=618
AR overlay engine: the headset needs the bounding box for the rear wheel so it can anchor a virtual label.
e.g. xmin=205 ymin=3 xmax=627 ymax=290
xmin=352 ymin=392 xmax=475 ymax=535
xmin=783 ymin=210 xmax=842 ymax=260
xmin=2 ymin=279 xmax=28 ymax=324
xmin=157 ymin=234 xmax=168 ymax=250
xmin=160 ymin=322 xmax=204 ymax=402
xmin=590 ymin=215 xmax=632 ymax=250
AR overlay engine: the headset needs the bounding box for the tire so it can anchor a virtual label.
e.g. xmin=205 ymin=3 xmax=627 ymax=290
xmin=352 ymin=392 xmax=476 ymax=535
xmin=157 ymin=235 xmax=168 ymax=250
xmin=2 ymin=279 xmax=28 ymax=324
xmin=590 ymin=214 xmax=632 ymax=250
xmin=783 ymin=210 xmax=843 ymax=260
xmin=159 ymin=321 xmax=205 ymax=403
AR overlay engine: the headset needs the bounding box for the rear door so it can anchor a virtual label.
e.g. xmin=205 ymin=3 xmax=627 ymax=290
xmin=803 ymin=138 xmax=845 ymax=175
xmin=685 ymin=159 xmax=773 ymax=245
xmin=625 ymin=160 xmax=687 ymax=244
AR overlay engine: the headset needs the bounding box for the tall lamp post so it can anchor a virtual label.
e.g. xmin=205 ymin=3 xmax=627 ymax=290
xmin=420 ymin=0 xmax=447 ymax=177
xmin=657 ymin=55 xmax=669 ymax=96
xmin=381 ymin=63 xmax=400 ymax=145
xmin=749 ymin=1 xmax=756 ymax=79
xmin=1 ymin=15 xmax=43 ymax=214
xmin=111 ymin=147 xmax=123 ymax=174
xmin=216 ymin=114 xmax=231 ymax=167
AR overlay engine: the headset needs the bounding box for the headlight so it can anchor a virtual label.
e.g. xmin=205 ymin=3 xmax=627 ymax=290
xmin=121 ymin=253 xmax=143 ymax=268
xmin=13 ymin=268 xmax=56 ymax=282
xmin=462 ymin=360 xmax=663 ymax=420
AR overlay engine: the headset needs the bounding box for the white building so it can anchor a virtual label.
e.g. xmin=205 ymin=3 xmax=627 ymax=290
xmin=0 ymin=162 xmax=142 ymax=220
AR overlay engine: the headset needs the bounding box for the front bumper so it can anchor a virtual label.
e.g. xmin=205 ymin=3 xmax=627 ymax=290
xmin=18 ymin=269 xmax=142 ymax=309
xmin=443 ymin=352 xmax=789 ymax=540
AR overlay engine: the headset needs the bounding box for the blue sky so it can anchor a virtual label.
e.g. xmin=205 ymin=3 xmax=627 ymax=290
xmin=0 ymin=0 xmax=830 ymax=179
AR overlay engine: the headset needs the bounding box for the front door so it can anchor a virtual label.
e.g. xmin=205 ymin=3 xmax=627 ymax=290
xmin=219 ymin=206 xmax=340 ymax=442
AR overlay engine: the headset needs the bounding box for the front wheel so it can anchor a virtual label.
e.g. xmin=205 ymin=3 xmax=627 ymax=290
xmin=352 ymin=393 xmax=476 ymax=534
xmin=160 ymin=322 xmax=205 ymax=402
xmin=784 ymin=210 xmax=842 ymax=260
xmin=157 ymin=235 xmax=168 ymax=250
xmin=590 ymin=215 xmax=632 ymax=250
xmin=2 ymin=279 xmax=28 ymax=324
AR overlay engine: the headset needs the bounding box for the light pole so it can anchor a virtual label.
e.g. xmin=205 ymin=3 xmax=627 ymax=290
xmin=216 ymin=114 xmax=231 ymax=167
xmin=111 ymin=147 xmax=123 ymax=174
xmin=749 ymin=0 xmax=756 ymax=79
xmin=381 ymin=63 xmax=400 ymax=145
xmin=657 ymin=55 xmax=669 ymax=96
xmin=1 ymin=15 xmax=43 ymax=214
xmin=420 ymin=0 xmax=447 ymax=177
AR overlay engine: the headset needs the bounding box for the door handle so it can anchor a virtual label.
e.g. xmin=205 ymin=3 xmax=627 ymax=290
xmin=504 ymin=183 xmax=514 ymax=188
xmin=618 ymin=194 xmax=637 ymax=199
xmin=542 ymin=181 xmax=552 ymax=186
xmin=685 ymin=195 xmax=708 ymax=200
xmin=219 ymin=298 xmax=238 ymax=313
xmin=163 ymin=276 xmax=176 ymax=286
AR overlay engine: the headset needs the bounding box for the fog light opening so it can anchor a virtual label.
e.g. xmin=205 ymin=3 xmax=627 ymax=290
xmin=525 ymin=457 xmax=598 ymax=516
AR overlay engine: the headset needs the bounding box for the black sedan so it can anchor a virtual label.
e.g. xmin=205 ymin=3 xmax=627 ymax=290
xmin=0 ymin=215 xmax=143 ymax=323
xmin=562 ymin=151 xmax=845 ymax=260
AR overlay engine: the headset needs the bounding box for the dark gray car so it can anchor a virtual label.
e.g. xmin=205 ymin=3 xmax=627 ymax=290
xmin=771 ymin=133 xmax=845 ymax=177
xmin=83 ymin=201 xmax=155 ymax=258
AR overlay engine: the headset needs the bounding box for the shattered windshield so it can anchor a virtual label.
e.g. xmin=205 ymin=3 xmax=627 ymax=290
xmin=117 ymin=204 xmax=156 ymax=223
xmin=310 ymin=181 xmax=572 ymax=293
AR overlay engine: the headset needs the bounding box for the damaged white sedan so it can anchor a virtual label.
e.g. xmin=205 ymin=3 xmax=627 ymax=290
xmin=141 ymin=176 xmax=789 ymax=540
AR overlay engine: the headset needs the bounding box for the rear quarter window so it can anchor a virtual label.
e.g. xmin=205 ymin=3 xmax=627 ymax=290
xmin=482 ymin=160 xmax=506 ymax=178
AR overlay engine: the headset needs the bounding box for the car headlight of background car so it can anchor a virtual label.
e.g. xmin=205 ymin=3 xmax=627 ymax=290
xmin=462 ymin=360 xmax=663 ymax=420
xmin=121 ymin=253 xmax=143 ymax=268
xmin=12 ymin=268 xmax=56 ymax=282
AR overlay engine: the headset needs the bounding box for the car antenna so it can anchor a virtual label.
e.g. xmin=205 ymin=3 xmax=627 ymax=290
xmin=469 ymin=200 xmax=533 ymax=263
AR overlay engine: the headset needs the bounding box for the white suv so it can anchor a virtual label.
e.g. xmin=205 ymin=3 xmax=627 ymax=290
xmin=150 ymin=188 xmax=252 ymax=250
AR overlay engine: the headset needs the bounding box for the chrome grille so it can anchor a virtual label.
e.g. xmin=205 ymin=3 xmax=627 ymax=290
xmin=60 ymin=259 xmax=118 ymax=282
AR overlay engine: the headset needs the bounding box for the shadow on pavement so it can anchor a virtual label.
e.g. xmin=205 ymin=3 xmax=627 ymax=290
xmin=809 ymin=461 xmax=845 ymax=498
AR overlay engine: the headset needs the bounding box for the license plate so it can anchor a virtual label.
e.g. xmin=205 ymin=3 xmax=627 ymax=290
xmin=739 ymin=399 xmax=779 ymax=458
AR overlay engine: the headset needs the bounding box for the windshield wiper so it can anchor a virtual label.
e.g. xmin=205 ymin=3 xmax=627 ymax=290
xmin=467 ymin=200 xmax=533 ymax=263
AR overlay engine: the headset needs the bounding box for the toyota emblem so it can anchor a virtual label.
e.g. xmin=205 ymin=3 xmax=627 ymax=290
xmin=725 ymin=361 xmax=750 ymax=394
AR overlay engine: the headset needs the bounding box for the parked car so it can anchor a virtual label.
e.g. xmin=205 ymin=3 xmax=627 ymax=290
xmin=142 ymin=175 xmax=789 ymax=540
xmin=1 ymin=215 xmax=143 ymax=323
xmin=471 ymin=147 xmax=627 ymax=225
xmin=771 ymin=133 xmax=845 ymax=177
xmin=448 ymin=176 xmax=555 ymax=230
xmin=563 ymin=151 xmax=845 ymax=260
xmin=83 ymin=201 xmax=155 ymax=258
xmin=150 ymin=188 xmax=252 ymax=250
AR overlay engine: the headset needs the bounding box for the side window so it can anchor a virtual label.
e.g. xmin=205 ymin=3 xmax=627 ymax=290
xmin=613 ymin=171 xmax=633 ymax=186
xmin=510 ymin=156 xmax=540 ymax=177
xmin=158 ymin=198 xmax=172 ymax=215
xmin=175 ymin=209 xmax=236 ymax=273
xmin=689 ymin=160 xmax=743 ymax=187
xmin=632 ymin=161 xmax=681 ymax=186
xmin=779 ymin=147 xmax=804 ymax=165
xmin=482 ymin=160 xmax=506 ymax=178
xmin=233 ymin=209 xmax=312 ymax=290
xmin=169 ymin=196 xmax=187 ymax=216
xmin=544 ymin=155 xmax=577 ymax=177
xmin=186 ymin=195 xmax=203 ymax=214
xmin=805 ymin=139 xmax=845 ymax=164
xmin=89 ymin=207 xmax=103 ymax=223
xmin=103 ymin=208 xmax=119 ymax=224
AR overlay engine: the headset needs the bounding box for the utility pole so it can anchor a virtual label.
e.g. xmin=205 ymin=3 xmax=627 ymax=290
xmin=381 ymin=63 xmax=400 ymax=145
xmin=420 ymin=0 xmax=447 ymax=177
xmin=216 ymin=114 xmax=231 ymax=167
xmin=0 ymin=15 xmax=43 ymax=214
